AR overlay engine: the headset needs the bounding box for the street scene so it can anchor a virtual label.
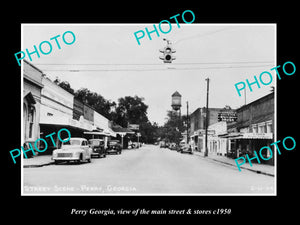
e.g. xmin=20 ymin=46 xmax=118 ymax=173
xmin=23 ymin=144 xmax=274 ymax=194
xmin=22 ymin=24 xmax=276 ymax=195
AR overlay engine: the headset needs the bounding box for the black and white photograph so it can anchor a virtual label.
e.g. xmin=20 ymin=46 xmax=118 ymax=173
xmin=21 ymin=23 xmax=277 ymax=195
xmin=3 ymin=2 xmax=299 ymax=221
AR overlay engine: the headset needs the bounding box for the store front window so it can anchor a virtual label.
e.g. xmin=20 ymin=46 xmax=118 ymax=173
xmin=28 ymin=106 xmax=35 ymax=139
xmin=266 ymin=121 xmax=272 ymax=133
xmin=252 ymin=124 xmax=258 ymax=133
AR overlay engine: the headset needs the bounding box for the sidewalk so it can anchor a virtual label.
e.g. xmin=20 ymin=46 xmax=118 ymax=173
xmin=194 ymin=151 xmax=275 ymax=176
xmin=23 ymin=155 xmax=54 ymax=168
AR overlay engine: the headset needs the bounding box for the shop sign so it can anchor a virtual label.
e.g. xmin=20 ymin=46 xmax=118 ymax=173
xmin=242 ymin=132 xmax=273 ymax=139
xmin=128 ymin=124 xmax=139 ymax=131
xmin=218 ymin=106 xmax=237 ymax=122
xmin=197 ymin=129 xmax=215 ymax=135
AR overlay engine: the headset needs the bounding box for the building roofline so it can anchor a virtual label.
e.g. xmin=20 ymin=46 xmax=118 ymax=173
xmin=190 ymin=106 xmax=233 ymax=116
xmin=23 ymin=59 xmax=45 ymax=74
xmin=237 ymin=92 xmax=274 ymax=111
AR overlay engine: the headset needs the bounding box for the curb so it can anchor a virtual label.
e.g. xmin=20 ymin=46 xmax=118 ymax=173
xmin=194 ymin=153 xmax=274 ymax=177
xmin=209 ymin=158 xmax=274 ymax=177
xmin=23 ymin=162 xmax=54 ymax=168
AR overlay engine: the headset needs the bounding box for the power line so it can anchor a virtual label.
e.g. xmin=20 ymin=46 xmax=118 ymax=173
xmin=174 ymin=27 xmax=235 ymax=45
xmin=40 ymin=64 xmax=274 ymax=72
xmin=35 ymin=61 xmax=273 ymax=66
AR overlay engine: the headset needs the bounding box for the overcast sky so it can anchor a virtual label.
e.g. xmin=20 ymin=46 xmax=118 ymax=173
xmin=22 ymin=24 xmax=276 ymax=125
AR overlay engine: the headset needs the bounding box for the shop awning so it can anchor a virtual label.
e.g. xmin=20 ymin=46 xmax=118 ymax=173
xmin=218 ymin=132 xmax=243 ymax=139
xmin=111 ymin=125 xmax=135 ymax=136
xmin=219 ymin=132 xmax=273 ymax=139
xmin=24 ymin=92 xmax=36 ymax=105
xmin=84 ymin=129 xmax=117 ymax=137
xmin=241 ymin=132 xmax=273 ymax=139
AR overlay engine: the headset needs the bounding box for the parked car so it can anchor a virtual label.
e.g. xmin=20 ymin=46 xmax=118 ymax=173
xmin=128 ymin=141 xmax=138 ymax=149
xmin=180 ymin=144 xmax=193 ymax=154
xmin=88 ymin=139 xmax=106 ymax=158
xmin=160 ymin=141 xmax=166 ymax=148
xmin=52 ymin=138 xmax=92 ymax=164
xmin=106 ymin=140 xmax=122 ymax=154
xmin=169 ymin=143 xmax=177 ymax=150
xmin=132 ymin=142 xmax=139 ymax=148
xmin=133 ymin=142 xmax=142 ymax=148
xmin=178 ymin=141 xmax=186 ymax=152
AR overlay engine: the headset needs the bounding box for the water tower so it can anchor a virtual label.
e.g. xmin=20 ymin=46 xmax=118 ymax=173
xmin=171 ymin=91 xmax=182 ymax=116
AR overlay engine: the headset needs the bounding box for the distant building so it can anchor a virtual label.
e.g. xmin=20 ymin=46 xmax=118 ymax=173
xmin=189 ymin=107 xmax=227 ymax=152
xmin=73 ymin=97 xmax=84 ymax=121
xmin=206 ymin=121 xmax=228 ymax=156
xmin=222 ymin=92 xmax=274 ymax=164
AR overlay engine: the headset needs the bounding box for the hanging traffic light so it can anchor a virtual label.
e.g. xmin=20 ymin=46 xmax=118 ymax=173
xmin=159 ymin=41 xmax=176 ymax=63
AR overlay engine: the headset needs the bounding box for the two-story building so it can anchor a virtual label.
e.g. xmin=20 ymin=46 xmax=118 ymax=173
xmin=223 ymin=92 xmax=274 ymax=164
xmin=23 ymin=60 xmax=44 ymax=156
xmin=189 ymin=107 xmax=224 ymax=152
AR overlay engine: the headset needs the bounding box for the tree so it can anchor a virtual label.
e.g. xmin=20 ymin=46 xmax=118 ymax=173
xmin=54 ymin=77 xmax=75 ymax=94
xmin=139 ymin=121 xmax=158 ymax=144
xmin=51 ymin=79 xmax=160 ymax=143
xmin=112 ymin=96 xmax=161 ymax=144
xmin=113 ymin=96 xmax=149 ymax=127
xmin=157 ymin=110 xmax=187 ymax=144
xmin=75 ymin=88 xmax=116 ymax=119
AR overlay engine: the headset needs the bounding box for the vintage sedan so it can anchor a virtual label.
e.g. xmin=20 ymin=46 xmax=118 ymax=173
xmin=106 ymin=140 xmax=122 ymax=155
xmin=88 ymin=139 xmax=106 ymax=158
xmin=169 ymin=143 xmax=178 ymax=151
xmin=180 ymin=144 xmax=193 ymax=154
xmin=52 ymin=138 xmax=92 ymax=164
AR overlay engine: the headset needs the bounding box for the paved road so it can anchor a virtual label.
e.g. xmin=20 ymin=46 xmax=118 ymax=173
xmin=23 ymin=144 xmax=275 ymax=195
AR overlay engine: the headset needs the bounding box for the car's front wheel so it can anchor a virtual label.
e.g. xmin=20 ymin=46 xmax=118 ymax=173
xmin=87 ymin=154 xmax=91 ymax=163
xmin=77 ymin=153 xmax=83 ymax=164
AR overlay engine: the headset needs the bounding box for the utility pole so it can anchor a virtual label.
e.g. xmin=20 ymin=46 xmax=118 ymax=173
xmin=137 ymin=133 xmax=141 ymax=149
xmin=204 ymin=78 xmax=210 ymax=157
xmin=186 ymin=101 xmax=189 ymax=145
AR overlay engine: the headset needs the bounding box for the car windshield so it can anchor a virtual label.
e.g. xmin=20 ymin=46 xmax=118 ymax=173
xmin=109 ymin=141 xmax=118 ymax=145
xmin=89 ymin=140 xmax=102 ymax=146
xmin=63 ymin=139 xmax=81 ymax=146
